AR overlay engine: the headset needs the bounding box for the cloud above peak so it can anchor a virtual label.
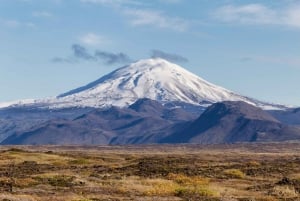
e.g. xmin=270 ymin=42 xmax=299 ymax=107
xmin=214 ymin=3 xmax=300 ymax=28
xmin=52 ymin=44 xmax=132 ymax=65
xmin=151 ymin=49 xmax=188 ymax=63
xmin=95 ymin=51 xmax=131 ymax=65
xmin=72 ymin=44 xmax=96 ymax=61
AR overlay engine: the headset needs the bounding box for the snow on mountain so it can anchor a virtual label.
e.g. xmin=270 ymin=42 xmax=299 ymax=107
xmin=0 ymin=58 xmax=286 ymax=110
xmin=0 ymin=99 xmax=36 ymax=108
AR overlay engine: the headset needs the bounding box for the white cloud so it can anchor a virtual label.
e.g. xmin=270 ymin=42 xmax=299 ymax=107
xmin=214 ymin=3 xmax=300 ymax=28
xmin=32 ymin=11 xmax=53 ymax=18
xmin=124 ymin=9 xmax=189 ymax=31
xmin=79 ymin=33 xmax=106 ymax=46
xmin=215 ymin=4 xmax=276 ymax=24
xmin=81 ymin=0 xmax=189 ymax=31
xmin=284 ymin=5 xmax=300 ymax=27
xmin=0 ymin=19 xmax=36 ymax=28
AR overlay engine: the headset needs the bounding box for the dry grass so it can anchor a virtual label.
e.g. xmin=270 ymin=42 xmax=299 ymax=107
xmin=223 ymin=169 xmax=245 ymax=179
xmin=0 ymin=143 xmax=299 ymax=200
xmin=117 ymin=177 xmax=179 ymax=196
xmin=271 ymin=185 xmax=298 ymax=198
xmin=0 ymin=194 xmax=36 ymax=201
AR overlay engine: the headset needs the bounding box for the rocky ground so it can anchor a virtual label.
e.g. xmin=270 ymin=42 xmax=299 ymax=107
xmin=0 ymin=143 xmax=299 ymax=201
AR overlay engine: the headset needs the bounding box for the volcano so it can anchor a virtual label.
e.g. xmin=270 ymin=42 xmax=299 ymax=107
xmin=6 ymin=58 xmax=282 ymax=110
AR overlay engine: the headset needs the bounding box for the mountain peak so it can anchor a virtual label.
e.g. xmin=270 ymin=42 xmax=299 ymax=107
xmin=54 ymin=57 xmax=250 ymax=108
xmin=128 ymin=58 xmax=187 ymax=72
xmin=117 ymin=58 xmax=196 ymax=81
xmin=0 ymin=58 xmax=287 ymax=110
xmin=43 ymin=58 xmax=287 ymax=109
xmin=132 ymin=57 xmax=173 ymax=66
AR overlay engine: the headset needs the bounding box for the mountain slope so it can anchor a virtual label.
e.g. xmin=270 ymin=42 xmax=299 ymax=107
xmin=268 ymin=108 xmax=300 ymax=125
xmin=128 ymin=98 xmax=197 ymax=122
xmin=0 ymin=106 xmax=92 ymax=142
xmin=161 ymin=101 xmax=300 ymax=144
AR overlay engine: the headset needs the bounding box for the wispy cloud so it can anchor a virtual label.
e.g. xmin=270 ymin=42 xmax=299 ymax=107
xmin=79 ymin=33 xmax=106 ymax=46
xmin=95 ymin=51 xmax=131 ymax=65
xmin=0 ymin=19 xmax=35 ymax=28
xmin=240 ymin=56 xmax=300 ymax=67
xmin=214 ymin=3 xmax=300 ymax=28
xmin=72 ymin=44 xmax=96 ymax=61
xmin=124 ymin=8 xmax=189 ymax=31
xmin=151 ymin=49 xmax=188 ymax=63
xmin=32 ymin=11 xmax=53 ymax=18
xmin=81 ymin=0 xmax=189 ymax=31
xmin=51 ymin=57 xmax=75 ymax=64
xmin=52 ymin=44 xmax=132 ymax=65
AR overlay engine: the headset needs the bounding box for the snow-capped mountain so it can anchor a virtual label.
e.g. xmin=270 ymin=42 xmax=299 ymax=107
xmin=0 ymin=58 xmax=286 ymax=110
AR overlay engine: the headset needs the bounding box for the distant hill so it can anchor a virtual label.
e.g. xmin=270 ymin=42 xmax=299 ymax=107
xmin=2 ymin=100 xmax=300 ymax=145
xmin=161 ymin=101 xmax=300 ymax=144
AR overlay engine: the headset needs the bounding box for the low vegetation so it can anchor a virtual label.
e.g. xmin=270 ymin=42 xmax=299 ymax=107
xmin=0 ymin=143 xmax=299 ymax=200
xmin=223 ymin=169 xmax=245 ymax=179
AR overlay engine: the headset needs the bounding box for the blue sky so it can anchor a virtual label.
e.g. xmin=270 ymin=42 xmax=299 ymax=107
xmin=0 ymin=0 xmax=299 ymax=105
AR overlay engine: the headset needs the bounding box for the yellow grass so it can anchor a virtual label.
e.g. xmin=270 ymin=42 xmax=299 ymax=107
xmin=0 ymin=144 xmax=299 ymax=200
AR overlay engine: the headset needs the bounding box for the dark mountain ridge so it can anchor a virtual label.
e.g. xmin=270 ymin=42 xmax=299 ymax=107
xmin=1 ymin=99 xmax=193 ymax=145
xmin=160 ymin=101 xmax=300 ymax=144
xmin=2 ymin=100 xmax=300 ymax=145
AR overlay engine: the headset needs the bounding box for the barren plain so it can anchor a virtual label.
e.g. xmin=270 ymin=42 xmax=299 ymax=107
xmin=0 ymin=143 xmax=299 ymax=201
